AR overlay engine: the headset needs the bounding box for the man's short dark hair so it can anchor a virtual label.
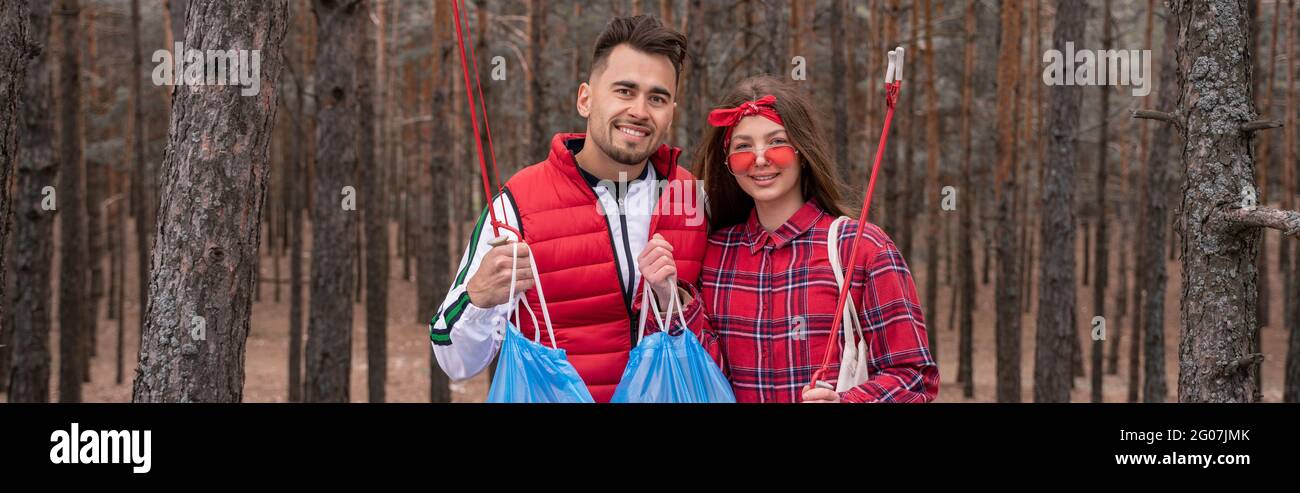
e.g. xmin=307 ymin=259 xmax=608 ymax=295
xmin=590 ymin=15 xmax=688 ymax=82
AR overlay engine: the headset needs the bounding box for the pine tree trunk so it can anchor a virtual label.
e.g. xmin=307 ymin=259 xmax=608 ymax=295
xmin=1089 ymin=0 xmax=1112 ymax=403
xmin=427 ymin=0 xmax=453 ymax=403
xmin=132 ymin=0 xmax=289 ymax=402
xmin=360 ymin=0 xmax=387 ymax=403
xmin=305 ymin=0 xmax=361 ymax=403
xmin=5 ymin=0 xmax=44 ymax=403
xmin=528 ymin=0 xmax=547 ymax=160
xmin=956 ymin=0 xmax=976 ymax=399
xmin=898 ymin=2 xmax=918 ymax=260
xmin=1282 ymin=0 xmax=1299 ymax=403
xmin=994 ymin=0 xmax=1022 ymax=403
xmin=921 ymin=0 xmax=940 ymax=363
xmin=288 ymin=0 xmax=309 ymax=403
xmin=1172 ymin=0 xmax=1263 ymax=403
xmin=1034 ymin=0 xmax=1084 ymax=404
xmin=1139 ymin=4 xmax=1179 ymax=404
xmin=57 ymin=0 xmax=88 ymax=403
xmin=830 ymin=0 xmax=848 ymax=174
xmin=120 ymin=0 xmax=145 ymax=387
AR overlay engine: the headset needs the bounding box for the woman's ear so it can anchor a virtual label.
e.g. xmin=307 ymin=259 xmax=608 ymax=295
xmin=576 ymin=82 xmax=592 ymax=119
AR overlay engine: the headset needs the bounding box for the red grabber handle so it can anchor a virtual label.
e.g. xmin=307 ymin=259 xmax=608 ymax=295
xmin=808 ymin=47 xmax=904 ymax=394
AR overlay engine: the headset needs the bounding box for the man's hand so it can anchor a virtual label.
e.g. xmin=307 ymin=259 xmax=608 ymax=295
xmin=801 ymin=385 xmax=841 ymax=403
xmin=637 ymin=233 xmax=677 ymax=305
xmin=467 ymin=240 xmax=533 ymax=308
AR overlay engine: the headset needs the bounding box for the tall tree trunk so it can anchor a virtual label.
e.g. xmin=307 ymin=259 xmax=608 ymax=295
xmin=1034 ymin=0 xmax=1084 ymax=404
xmin=898 ymin=1 xmax=917 ymax=260
xmin=305 ymin=0 xmax=361 ymax=403
xmin=5 ymin=0 xmax=45 ymax=403
xmin=122 ymin=0 xmax=145 ymax=386
xmin=527 ymin=0 xmax=547 ymax=160
xmin=681 ymin=0 xmax=708 ymax=155
xmin=1283 ymin=0 xmax=1300 ymax=403
xmin=830 ymin=0 xmax=848 ymax=173
xmin=1139 ymin=5 xmax=1179 ymax=403
xmin=113 ymin=171 xmax=126 ymax=384
xmin=428 ymin=0 xmax=453 ymax=403
xmin=56 ymin=0 xmax=88 ymax=403
xmin=921 ymin=0 xmax=940 ymax=362
xmin=137 ymin=0 xmax=164 ymax=381
xmin=132 ymin=0 xmax=289 ymax=402
xmin=762 ymin=0 xmax=785 ymax=77
xmin=1110 ymin=116 xmax=1132 ymax=376
xmin=360 ymin=0 xmax=387 ymax=403
xmin=83 ymin=12 xmax=102 ymax=372
xmin=994 ymin=0 xmax=1022 ymax=403
xmin=288 ymin=0 xmax=310 ymax=403
xmin=956 ymin=0 xmax=976 ymax=399
xmin=1091 ymin=0 xmax=1112 ymax=403
xmin=1172 ymin=0 xmax=1264 ymax=403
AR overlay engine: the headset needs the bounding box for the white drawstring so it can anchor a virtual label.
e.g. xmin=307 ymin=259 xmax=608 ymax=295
xmin=636 ymin=279 xmax=689 ymax=344
xmin=506 ymin=241 xmax=557 ymax=349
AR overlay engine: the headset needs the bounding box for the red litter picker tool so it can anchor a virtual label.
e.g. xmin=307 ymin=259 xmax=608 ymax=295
xmin=809 ymin=47 xmax=905 ymax=393
xmin=451 ymin=0 xmax=517 ymax=245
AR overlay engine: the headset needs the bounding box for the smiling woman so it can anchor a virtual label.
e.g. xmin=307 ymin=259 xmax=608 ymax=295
xmin=639 ymin=75 xmax=939 ymax=403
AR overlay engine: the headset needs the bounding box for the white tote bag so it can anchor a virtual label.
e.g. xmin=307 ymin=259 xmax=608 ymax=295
xmin=827 ymin=216 xmax=871 ymax=392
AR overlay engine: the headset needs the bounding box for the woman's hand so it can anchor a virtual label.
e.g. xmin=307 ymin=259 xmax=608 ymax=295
xmin=637 ymin=233 xmax=677 ymax=305
xmin=801 ymin=385 xmax=841 ymax=403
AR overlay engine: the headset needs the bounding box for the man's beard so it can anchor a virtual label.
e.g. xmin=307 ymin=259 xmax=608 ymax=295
xmin=594 ymin=124 xmax=659 ymax=165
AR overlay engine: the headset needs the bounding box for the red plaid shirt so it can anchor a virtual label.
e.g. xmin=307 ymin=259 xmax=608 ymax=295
xmin=647 ymin=199 xmax=938 ymax=403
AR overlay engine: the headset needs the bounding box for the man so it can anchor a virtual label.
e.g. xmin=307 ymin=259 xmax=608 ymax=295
xmin=429 ymin=15 xmax=707 ymax=402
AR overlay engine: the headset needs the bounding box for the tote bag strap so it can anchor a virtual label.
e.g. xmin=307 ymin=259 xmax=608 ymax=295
xmin=827 ymin=217 xmax=867 ymax=355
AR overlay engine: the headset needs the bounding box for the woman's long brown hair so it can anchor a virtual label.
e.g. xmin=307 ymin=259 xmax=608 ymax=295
xmin=694 ymin=75 xmax=855 ymax=232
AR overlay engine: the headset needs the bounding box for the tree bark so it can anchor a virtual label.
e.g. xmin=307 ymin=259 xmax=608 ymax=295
xmin=527 ymin=0 xmax=547 ymax=160
xmin=1091 ymin=0 xmax=1112 ymax=403
xmin=921 ymin=0 xmax=941 ymax=363
xmin=428 ymin=0 xmax=453 ymax=403
xmin=305 ymin=0 xmax=361 ymax=403
xmin=360 ymin=0 xmax=387 ymax=403
xmin=830 ymin=0 xmax=848 ymax=174
xmin=1034 ymin=0 xmax=1084 ymax=404
xmin=1283 ymin=0 xmax=1300 ymax=403
xmin=1172 ymin=0 xmax=1263 ymax=403
xmin=1139 ymin=2 xmax=1179 ymax=404
xmin=288 ymin=0 xmax=310 ymax=403
xmin=994 ymin=0 xmax=1022 ymax=403
xmin=956 ymin=0 xmax=976 ymax=399
xmin=56 ymin=0 xmax=88 ymax=403
xmin=4 ymin=0 xmax=42 ymax=402
xmin=132 ymin=0 xmax=289 ymax=402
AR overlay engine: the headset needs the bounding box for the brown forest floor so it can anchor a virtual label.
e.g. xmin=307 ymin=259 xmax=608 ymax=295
xmin=3 ymin=216 xmax=1292 ymax=403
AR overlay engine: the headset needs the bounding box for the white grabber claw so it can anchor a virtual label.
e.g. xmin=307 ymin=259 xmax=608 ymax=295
xmin=885 ymin=46 xmax=905 ymax=84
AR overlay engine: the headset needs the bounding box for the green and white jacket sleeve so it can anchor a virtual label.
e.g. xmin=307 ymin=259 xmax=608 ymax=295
xmin=429 ymin=193 xmax=520 ymax=381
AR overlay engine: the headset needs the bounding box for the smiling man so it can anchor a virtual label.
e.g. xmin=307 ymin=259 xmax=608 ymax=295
xmin=429 ymin=15 xmax=707 ymax=402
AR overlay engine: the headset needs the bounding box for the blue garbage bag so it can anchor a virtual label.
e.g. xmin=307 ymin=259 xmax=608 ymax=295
xmin=485 ymin=241 xmax=594 ymax=403
xmin=486 ymin=323 xmax=594 ymax=403
xmin=611 ymin=285 xmax=735 ymax=403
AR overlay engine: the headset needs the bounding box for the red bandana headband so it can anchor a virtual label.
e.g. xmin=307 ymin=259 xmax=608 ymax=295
xmin=707 ymin=95 xmax=784 ymax=146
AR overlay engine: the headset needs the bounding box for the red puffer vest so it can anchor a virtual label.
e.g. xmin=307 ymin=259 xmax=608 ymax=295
xmin=505 ymin=133 xmax=707 ymax=402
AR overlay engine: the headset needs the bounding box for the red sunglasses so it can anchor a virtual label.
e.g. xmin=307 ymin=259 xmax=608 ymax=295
xmin=726 ymin=144 xmax=798 ymax=175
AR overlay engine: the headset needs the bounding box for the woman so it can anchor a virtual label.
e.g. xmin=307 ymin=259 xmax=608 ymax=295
xmin=637 ymin=75 xmax=938 ymax=403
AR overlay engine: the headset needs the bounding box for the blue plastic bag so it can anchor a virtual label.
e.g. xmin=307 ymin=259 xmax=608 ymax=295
xmin=485 ymin=241 xmax=594 ymax=403
xmin=486 ymin=323 xmax=594 ymax=403
xmin=611 ymin=284 xmax=735 ymax=403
